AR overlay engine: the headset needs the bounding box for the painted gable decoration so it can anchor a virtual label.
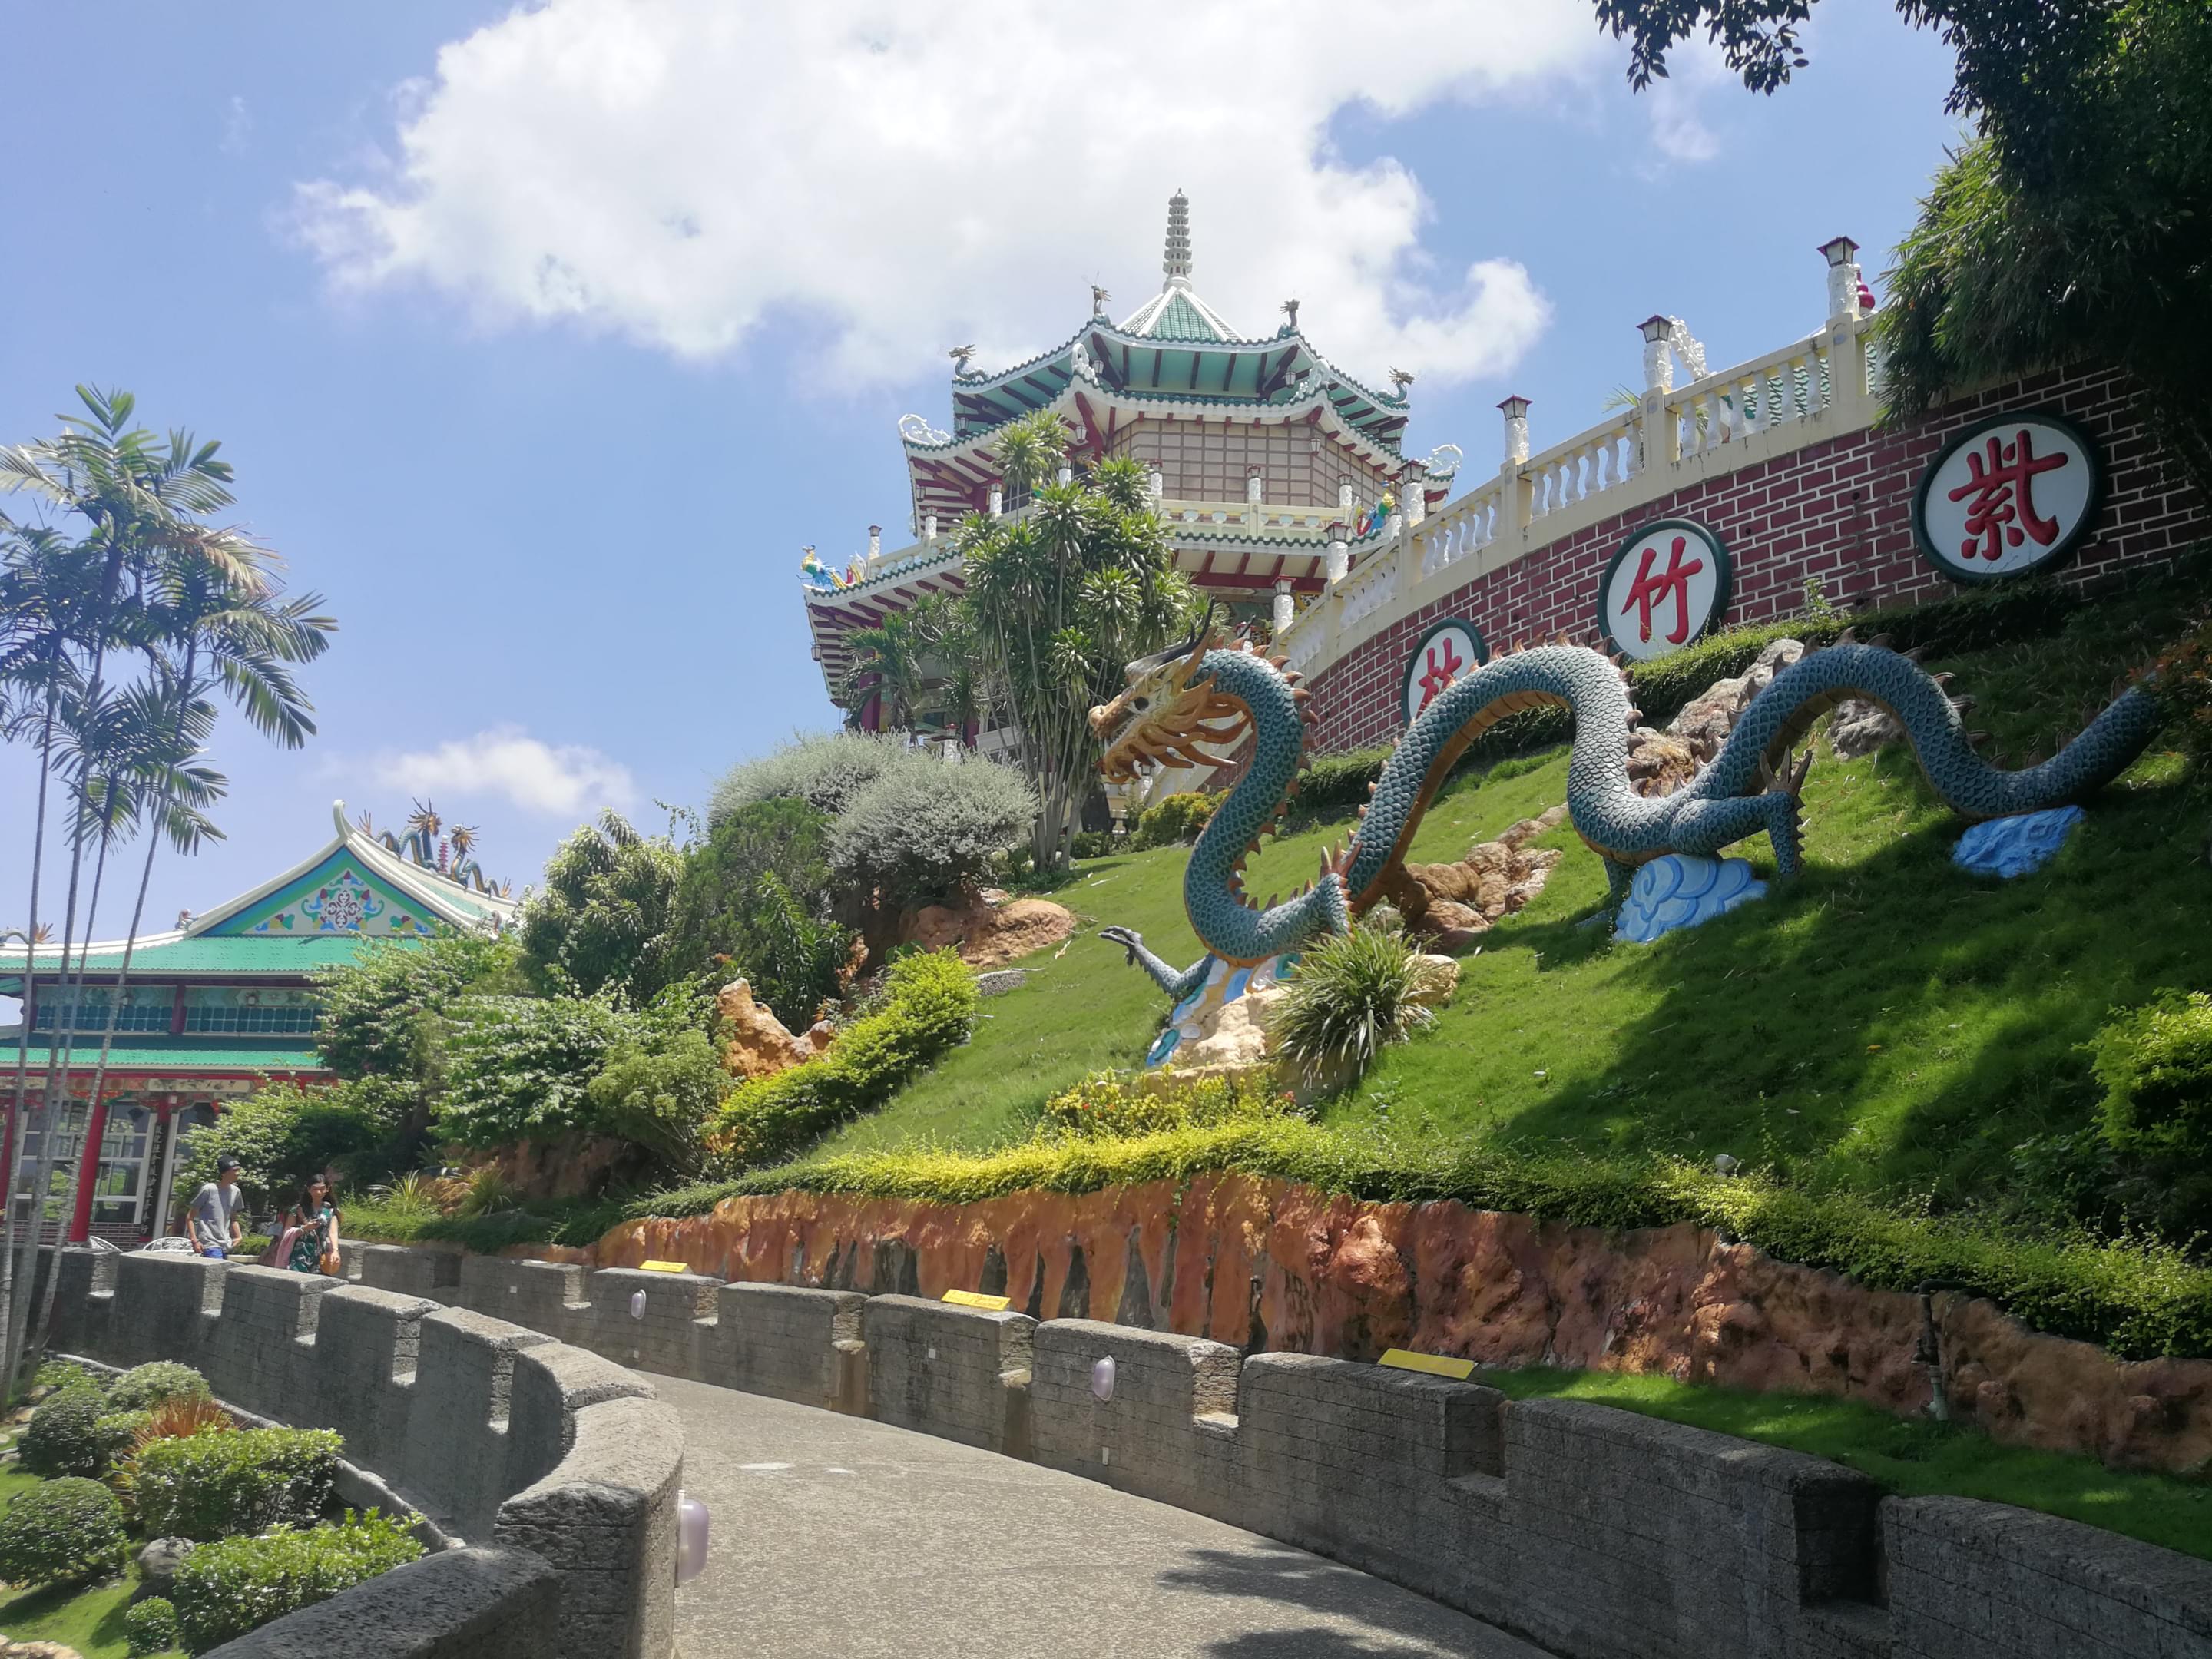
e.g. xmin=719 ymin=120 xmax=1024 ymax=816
xmin=211 ymin=853 xmax=437 ymax=940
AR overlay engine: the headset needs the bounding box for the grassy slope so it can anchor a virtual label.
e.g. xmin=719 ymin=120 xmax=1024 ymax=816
xmin=828 ymin=585 xmax=2211 ymax=1220
xmin=1488 ymin=1366 xmax=2212 ymax=1560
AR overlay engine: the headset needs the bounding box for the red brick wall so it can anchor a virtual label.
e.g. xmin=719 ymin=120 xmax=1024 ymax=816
xmin=1307 ymin=364 xmax=2207 ymax=753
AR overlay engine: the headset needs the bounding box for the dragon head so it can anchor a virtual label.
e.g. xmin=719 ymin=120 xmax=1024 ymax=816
xmin=1090 ymin=610 xmax=1254 ymax=783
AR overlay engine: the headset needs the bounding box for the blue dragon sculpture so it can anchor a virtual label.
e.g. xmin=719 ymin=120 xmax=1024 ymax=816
xmin=1091 ymin=621 xmax=2163 ymax=1002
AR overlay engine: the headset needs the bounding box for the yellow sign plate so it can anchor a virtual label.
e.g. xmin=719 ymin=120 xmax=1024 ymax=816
xmin=942 ymin=1289 xmax=1011 ymax=1311
xmin=639 ymin=1260 xmax=692 ymax=1275
xmin=1379 ymin=1348 xmax=1475 ymax=1380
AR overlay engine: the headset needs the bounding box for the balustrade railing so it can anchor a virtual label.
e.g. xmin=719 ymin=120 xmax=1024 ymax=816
xmin=1273 ymin=286 xmax=1876 ymax=688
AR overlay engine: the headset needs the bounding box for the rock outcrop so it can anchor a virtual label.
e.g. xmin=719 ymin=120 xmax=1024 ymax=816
xmin=596 ymin=1175 xmax=2212 ymax=1476
xmin=905 ymin=888 xmax=1077 ymax=968
xmin=717 ymin=979 xmax=816 ymax=1081
xmin=1394 ymin=806 xmax=1569 ymax=948
xmin=1626 ymin=637 xmax=1808 ymax=798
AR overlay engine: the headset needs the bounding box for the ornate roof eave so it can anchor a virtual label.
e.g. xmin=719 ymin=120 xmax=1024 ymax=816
xmin=799 ymin=543 xmax=963 ymax=606
xmin=901 ymin=373 xmax=1419 ymax=487
xmin=179 ymin=807 xmax=518 ymax=939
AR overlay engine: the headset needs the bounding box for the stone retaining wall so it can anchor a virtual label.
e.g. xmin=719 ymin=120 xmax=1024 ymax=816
xmin=41 ymin=1248 xmax=681 ymax=1659
xmin=354 ymin=1241 xmax=2212 ymax=1659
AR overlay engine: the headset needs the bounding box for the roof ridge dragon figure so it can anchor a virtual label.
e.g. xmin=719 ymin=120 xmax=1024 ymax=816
xmin=1091 ymin=616 xmax=2164 ymax=1003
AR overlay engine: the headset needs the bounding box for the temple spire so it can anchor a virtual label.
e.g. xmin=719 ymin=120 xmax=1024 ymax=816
xmin=1162 ymin=189 xmax=1191 ymax=287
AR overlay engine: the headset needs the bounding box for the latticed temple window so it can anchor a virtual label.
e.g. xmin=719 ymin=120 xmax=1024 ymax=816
xmin=32 ymin=992 xmax=174 ymax=1032
xmin=181 ymin=985 xmax=319 ymax=1034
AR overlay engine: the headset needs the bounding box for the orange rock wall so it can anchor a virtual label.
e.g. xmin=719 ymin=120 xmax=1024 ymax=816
xmin=594 ymin=1178 xmax=2212 ymax=1474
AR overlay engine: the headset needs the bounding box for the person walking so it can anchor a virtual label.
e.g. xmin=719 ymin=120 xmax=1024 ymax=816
xmin=280 ymin=1176 xmax=342 ymax=1275
xmin=187 ymin=1156 xmax=246 ymax=1258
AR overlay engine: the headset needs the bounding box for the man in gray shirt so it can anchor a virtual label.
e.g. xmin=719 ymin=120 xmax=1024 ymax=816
xmin=188 ymin=1156 xmax=245 ymax=1258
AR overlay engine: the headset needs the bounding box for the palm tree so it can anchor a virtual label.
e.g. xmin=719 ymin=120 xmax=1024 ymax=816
xmin=951 ymin=411 xmax=1191 ymax=867
xmin=0 ymin=388 xmax=317 ymax=1390
xmin=839 ymin=607 xmax=929 ymax=735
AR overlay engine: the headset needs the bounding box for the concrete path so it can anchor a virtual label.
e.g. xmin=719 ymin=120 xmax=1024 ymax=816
xmin=661 ymin=1373 xmax=1550 ymax=1659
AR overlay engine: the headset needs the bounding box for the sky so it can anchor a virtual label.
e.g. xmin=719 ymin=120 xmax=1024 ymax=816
xmin=0 ymin=0 xmax=1962 ymax=942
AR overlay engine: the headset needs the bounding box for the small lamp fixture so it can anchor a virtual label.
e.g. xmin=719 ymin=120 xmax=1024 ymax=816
xmin=1091 ymin=1355 xmax=1117 ymax=1402
xmin=676 ymin=1492 xmax=710 ymax=1584
xmin=629 ymin=1290 xmax=647 ymax=1320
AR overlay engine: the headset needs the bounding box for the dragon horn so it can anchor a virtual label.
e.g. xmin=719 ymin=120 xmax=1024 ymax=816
xmin=1902 ymin=645 xmax=1929 ymax=664
xmin=1869 ymin=633 xmax=1894 ymax=650
xmin=1967 ymin=730 xmax=1992 ymax=748
xmin=1790 ymin=750 xmax=1814 ymax=796
xmin=1932 ymin=671 xmax=1955 ymax=686
xmin=1838 ymin=627 xmax=1859 ymax=644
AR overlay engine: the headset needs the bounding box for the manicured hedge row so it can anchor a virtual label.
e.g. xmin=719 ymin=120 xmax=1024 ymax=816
xmin=631 ymin=1118 xmax=2212 ymax=1362
xmin=707 ymin=949 xmax=979 ymax=1171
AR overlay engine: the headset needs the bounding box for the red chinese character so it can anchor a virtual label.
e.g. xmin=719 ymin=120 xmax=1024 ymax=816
xmin=1619 ymin=535 xmax=1706 ymax=645
xmin=1415 ymin=634 xmax=1464 ymax=713
xmin=1947 ymin=429 xmax=2068 ymax=561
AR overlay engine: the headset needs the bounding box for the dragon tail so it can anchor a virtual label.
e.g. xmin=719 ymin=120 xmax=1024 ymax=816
xmin=1704 ymin=642 xmax=2163 ymax=820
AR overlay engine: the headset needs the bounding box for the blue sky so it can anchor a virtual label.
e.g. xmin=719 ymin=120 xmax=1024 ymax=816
xmin=0 ymin=1 xmax=1960 ymax=938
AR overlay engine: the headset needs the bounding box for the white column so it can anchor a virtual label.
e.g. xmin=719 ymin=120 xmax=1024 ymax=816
xmin=1271 ymin=581 xmax=1294 ymax=632
xmin=867 ymin=525 xmax=882 ymax=561
xmin=988 ymin=487 xmax=1003 ymax=517
xmin=1337 ymin=481 xmax=1356 ymax=514
xmin=1820 ymin=235 xmax=1863 ymax=323
xmin=1147 ymin=467 xmax=1164 ymax=502
xmin=1637 ymin=319 xmax=1680 ymax=469
xmin=1246 ymin=472 xmax=1263 ymax=505
xmin=923 ymin=513 xmax=939 ymax=543
xmin=1820 ymin=235 xmax=1872 ymax=426
xmin=1325 ymin=531 xmax=1349 ymax=583
xmin=1057 ymin=464 xmax=1073 ymax=486
xmin=1497 ymin=396 xmax=1532 ymax=535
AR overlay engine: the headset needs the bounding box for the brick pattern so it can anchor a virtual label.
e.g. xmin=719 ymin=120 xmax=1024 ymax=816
xmin=1309 ymin=365 xmax=2210 ymax=753
xmin=261 ymin=1243 xmax=2212 ymax=1659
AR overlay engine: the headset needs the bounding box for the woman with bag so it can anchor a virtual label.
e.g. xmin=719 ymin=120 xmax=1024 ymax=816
xmin=280 ymin=1175 xmax=343 ymax=1275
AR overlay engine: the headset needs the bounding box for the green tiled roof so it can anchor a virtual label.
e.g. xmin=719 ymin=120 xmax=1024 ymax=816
xmin=1138 ymin=292 xmax=1225 ymax=343
xmin=0 ymin=1043 xmax=326 ymax=1074
xmin=0 ymin=935 xmax=411 ymax=980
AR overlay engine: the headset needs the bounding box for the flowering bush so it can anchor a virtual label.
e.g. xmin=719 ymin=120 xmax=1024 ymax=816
xmin=1041 ymin=1069 xmax=1296 ymax=1139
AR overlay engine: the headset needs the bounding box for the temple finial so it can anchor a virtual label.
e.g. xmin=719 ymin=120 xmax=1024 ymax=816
xmin=1163 ymin=189 xmax=1191 ymax=286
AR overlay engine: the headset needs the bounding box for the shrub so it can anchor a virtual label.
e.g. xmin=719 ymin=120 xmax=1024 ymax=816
xmin=2154 ymin=614 xmax=2212 ymax=765
xmin=1269 ymin=924 xmax=1438 ymax=1082
xmin=710 ymin=731 xmax=912 ymax=823
xmin=174 ymin=1079 xmax=402 ymax=1219
xmin=827 ymin=752 xmax=1036 ymax=907
xmin=0 ymin=1476 xmax=129 ymax=1588
xmin=1041 ymin=1070 xmax=1296 ymax=1139
xmin=515 ymin=809 xmax=686 ymax=1000
xmin=1128 ymin=790 xmax=1221 ymax=850
xmin=587 ymin=1027 xmax=729 ymax=1178
xmin=135 ymin=1426 xmax=342 ymax=1541
xmin=2094 ymin=992 xmax=2212 ymax=1158
xmin=106 ymin=1361 xmax=211 ymax=1413
xmin=111 ymin=1398 xmax=237 ymax=1522
xmin=93 ymin=1411 xmax=154 ymax=1471
xmin=710 ymin=950 xmax=979 ymax=1169
xmin=33 ymin=1359 xmax=100 ymax=1396
xmin=24 ymin=1379 xmax=118 ymax=1477
xmin=1071 ymin=830 xmax=1117 ymax=860
xmin=171 ymin=1512 xmax=423 ymax=1653
xmin=125 ymin=1595 xmax=179 ymax=1657
xmin=437 ymin=992 xmax=637 ymax=1148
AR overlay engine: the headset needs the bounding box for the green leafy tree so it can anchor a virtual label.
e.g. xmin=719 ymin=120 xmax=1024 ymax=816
xmin=1590 ymin=0 xmax=2212 ymax=498
xmin=172 ymin=1080 xmax=404 ymax=1218
xmin=515 ymin=810 xmax=684 ymax=999
xmin=313 ymin=932 xmax=518 ymax=1146
xmin=585 ymin=1028 xmax=727 ymax=1177
xmin=437 ymin=992 xmax=637 ymax=1149
xmin=951 ymin=410 xmax=1193 ymax=868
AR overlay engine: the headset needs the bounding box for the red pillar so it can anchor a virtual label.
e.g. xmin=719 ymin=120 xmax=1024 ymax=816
xmin=66 ymin=1091 xmax=108 ymax=1245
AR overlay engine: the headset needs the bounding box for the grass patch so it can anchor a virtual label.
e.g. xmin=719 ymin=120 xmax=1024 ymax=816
xmin=346 ymin=1197 xmax=625 ymax=1253
xmin=810 ymin=561 xmax=2212 ymax=1232
xmin=0 ymin=1559 xmax=142 ymax=1658
xmin=1484 ymin=1366 xmax=2212 ymax=1560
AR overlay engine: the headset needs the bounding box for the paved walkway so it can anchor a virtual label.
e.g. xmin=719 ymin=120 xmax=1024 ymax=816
xmin=661 ymin=1373 xmax=1548 ymax=1659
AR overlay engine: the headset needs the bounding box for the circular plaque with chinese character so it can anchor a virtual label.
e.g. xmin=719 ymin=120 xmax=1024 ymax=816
xmin=1596 ymin=518 xmax=1732 ymax=662
xmin=1912 ymin=409 xmax=2102 ymax=584
xmin=1401 ymin=618 xmax=1489 ymax=727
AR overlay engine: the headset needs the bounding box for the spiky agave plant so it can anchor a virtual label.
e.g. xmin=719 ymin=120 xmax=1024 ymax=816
xmin=1267 ymin=922 xmax=1435 ymax=1082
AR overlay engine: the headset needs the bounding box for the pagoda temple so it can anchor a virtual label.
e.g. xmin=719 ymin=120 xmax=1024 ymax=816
xmin=0 ymin=801 xmax=517 ymax=1244
xmin=800 ymin=191 xmax=1465 ymax=733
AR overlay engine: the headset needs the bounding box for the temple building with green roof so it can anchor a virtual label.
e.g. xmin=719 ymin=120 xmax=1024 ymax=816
xmin=799 ymin=190 xmax=1465 ymax=738
xmin=0 ymin=800 xmax=518 ymax=1244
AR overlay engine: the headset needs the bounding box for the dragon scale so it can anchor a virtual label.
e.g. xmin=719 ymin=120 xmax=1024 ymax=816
xmin=1091 ymin=630 xmax=2162 ymax=1000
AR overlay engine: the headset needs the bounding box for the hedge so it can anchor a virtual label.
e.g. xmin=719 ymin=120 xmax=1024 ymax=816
xmin=135 ymin=1426 xmax=342 ymax=1541
xmin=172 ymin=1511 xmax=422 ymax=1653
xmin=628 ymin=1118 xmax=2212 ymax=1362
xmin=707 ymin=949 xmax=979 ymax=1170
xmin=0 ymin=1476 xmax=131 ymax=1589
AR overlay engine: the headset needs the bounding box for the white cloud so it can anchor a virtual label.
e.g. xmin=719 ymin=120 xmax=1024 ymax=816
xmin=293 ymin=0 xmax=1608 ymax=390
xmin=1637 ymin=38 xmax=1732 ymax=168
xmin=220 ymin=95 xmax=253 ymax=157
xmin=370 ymin=727 xmax=636 ymax=816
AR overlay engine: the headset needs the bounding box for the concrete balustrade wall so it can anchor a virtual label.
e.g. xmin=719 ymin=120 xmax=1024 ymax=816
xmin=348 ymin=1244 xmax=2212 ymax=1659
xmin=41 ymin=1248 xmax=680 ymax=1659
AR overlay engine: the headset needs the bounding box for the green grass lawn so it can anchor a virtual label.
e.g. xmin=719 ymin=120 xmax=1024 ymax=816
xmin=824 ymin=581 xmax=2212 ymax=1227
xmin=1483 ymin=1365 xmax=2212 ymax=1560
